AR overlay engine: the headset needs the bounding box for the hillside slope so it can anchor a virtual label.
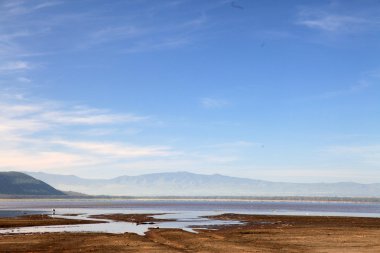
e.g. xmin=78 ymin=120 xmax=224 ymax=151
xmin=26 ymin=171 xmax=380 ymax=197
xmin=0 ymin=172 xmax=65 ymax=196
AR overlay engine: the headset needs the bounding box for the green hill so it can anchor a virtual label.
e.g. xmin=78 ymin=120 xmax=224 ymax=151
xmin=0 ymin=171 xmax=65 ymax=196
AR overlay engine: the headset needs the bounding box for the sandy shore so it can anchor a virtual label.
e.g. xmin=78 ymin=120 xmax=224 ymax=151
xmin=1 ymin=213 xmax=380 ymax=252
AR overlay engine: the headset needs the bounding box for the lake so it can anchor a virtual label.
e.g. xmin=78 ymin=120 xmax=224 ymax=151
xmin=1 ymin=199 xmax=380 ymax=235
xmin=1 ymin=199 xmax=380 ymax=217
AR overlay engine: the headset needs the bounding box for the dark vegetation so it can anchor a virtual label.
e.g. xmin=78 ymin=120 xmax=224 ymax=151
xmin=0 ymin=171 xmax=65 ymax=196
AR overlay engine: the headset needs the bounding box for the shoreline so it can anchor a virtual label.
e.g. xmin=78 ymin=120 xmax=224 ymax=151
xmin=0 ymin=214 xmax=103 ymax=229
xmin=2 ymin=196 xmax=380 ymax=204
xmin=1 ymin=213 xmax=380 ymax=252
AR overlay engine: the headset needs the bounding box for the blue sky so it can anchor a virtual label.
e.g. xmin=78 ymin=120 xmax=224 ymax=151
xmin=0 ymin=0 xmax=379 ymax=182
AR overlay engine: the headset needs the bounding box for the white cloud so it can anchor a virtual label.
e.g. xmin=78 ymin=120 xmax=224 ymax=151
xmin=16 ymin=77 xmax=32 ymax=83
xmin=318 ymin=80 xmax=370 ymax=99
xmin=80 ymin=128 xmax=141 ymax=137
xmin=200 ymin=97 xmax=229 ymax=109
xmin=39 ymin=108 xmax=145 ymax=125
xmin=206 ymin=141 xmax=260 ymax=148
xmin=0 ymin=150 xmax=91 ymax=170
xmin=0 ymin=94 xmax=172 ymax=171
xmin=0 ymin=61 xmax=31 ymax=72
xmin=53 ymin=140 xmax=175 ymax=158
xmin=0 ymin=31 xmax=31 ymax=42
xmin=0 ymin=117 xmax=48 ymax=135
xmin=0 ymin=92 xmax=255 ymax=174
xmin=0 ymin=1 xmax=62 ymax=78
xmin=32 ymin=1 xmax=63 ymax=11
xmin=85 ymin=16 xmax=202 ymax=53
xmin=78 ymin=3 xmax=209 ymax=52
xmin=297 ymin=14 xmax=367 ymax=32
xmin=0 ymin=100 xmax=146 ymax=133
xmin=123 ymin=36 xmax=191 ymax=53
xmin=90 ymin=26 xmax=142 ymax=45
xmin=0 ymin=0 xmax=62 ymax=16
xmin=296 ymin=4 xmax=380 ymax=34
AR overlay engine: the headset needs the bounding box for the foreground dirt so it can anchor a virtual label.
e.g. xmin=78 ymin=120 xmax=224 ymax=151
xmin=1 ymin=214 xmax=380 ymax=252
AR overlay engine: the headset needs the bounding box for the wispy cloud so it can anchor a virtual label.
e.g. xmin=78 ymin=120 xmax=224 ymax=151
xmin=0 ymin=93 xmax=170 ymax=171
xmin=205 ymin=141 xmax=260 ymax=149
xmin=0 ymin=150 xmax=89 ymax=170
xmin=53 ymin=140 xmax=175 ymax=158
xmin=0 ymin=1 xmax=52 ymax=82
xmin=320 ymin=67 xmax=380 ymax=99
xmin=296 ymin=4 xmax=380 ymax=34
xmin=0 ymin=90 xmax=257 ymax=173
xmin=326 ymin=145 xmax=380 ymax=166
xmin=38 ymin=107 xmax=145 ymax=125
xmin=293 ymin=68 xmax=379 ymax=102
xmin=0 ymin=0 xmax=217 ymax=81
xmin=297 ymin=13 xmax=368 ymax=32
xmin=123 ymin=36 xmax=191 ymax=53
xmin=0 ymin=0 xmax=62 ymax=16
xmin=86 ymin=14 xmax=207 ymax=53
xmin=318 ymin=80 xmax=370 ymax=99
xmin=200 ymin=97 xmax=229 ymax=109
xmin=0 ymin=100 xmax=145 ymax=132
xmin=88 ymin=26 xmax=143 ymax=46
xmin=16 ymin=77 xmax=32 ymax=83
xmin=0 ymin=61 xmax=31 ymax=73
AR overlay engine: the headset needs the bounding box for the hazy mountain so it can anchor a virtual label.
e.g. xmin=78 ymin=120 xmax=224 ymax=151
xmin=0 ymin=172 xmax=65 ymax=196
xmin=25 ymin=171 xmax=380 ymax=197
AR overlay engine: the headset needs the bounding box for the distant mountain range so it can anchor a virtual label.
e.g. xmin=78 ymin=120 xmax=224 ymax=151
xmin=26 ymin=171 xmax=380 ymax=197
xmin=0 ymin=172 xmax=65 ymax=196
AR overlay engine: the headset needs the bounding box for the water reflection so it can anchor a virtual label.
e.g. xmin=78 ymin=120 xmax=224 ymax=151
xmin=0 ymin=210 xmax=242 ymax=236
xmin=2 ymin=199 xmax=379 ymax=236
xmin=0 ymin=210 xmax=48 ymax=218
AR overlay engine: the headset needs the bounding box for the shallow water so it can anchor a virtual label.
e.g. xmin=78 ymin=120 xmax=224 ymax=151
xmin=1 ymin=199 xmax=380 ymax=235
xmin=0 ymin=210 xmax=48 ymax=218
xmin=0 ymin=210 xmax=242 ymax=235
xmin=1 ymin=199 xmax=380 ymax=217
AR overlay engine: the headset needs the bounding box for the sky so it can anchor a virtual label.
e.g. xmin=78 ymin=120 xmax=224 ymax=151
xmin=0 ymin=0 xmax=379 ymax=183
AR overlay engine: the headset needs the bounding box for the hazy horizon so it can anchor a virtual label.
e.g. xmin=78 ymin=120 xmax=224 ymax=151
xmin=24 ymin=170 xmax=380 ymax=185
xmin=1 ymin=0 xmax=379 ymax=184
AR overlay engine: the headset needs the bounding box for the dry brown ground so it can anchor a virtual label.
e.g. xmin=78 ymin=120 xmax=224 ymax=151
xmin=0 ymin=213 xmax=380 ymax=252
xmin=89 ymin=213 xmax=174 ymax=224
